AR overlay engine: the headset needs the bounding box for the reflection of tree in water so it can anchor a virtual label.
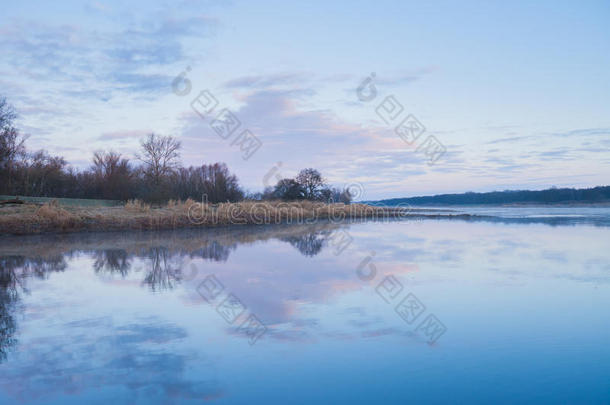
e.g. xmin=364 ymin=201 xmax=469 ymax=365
xmin=90 ymin=243 xmax=234 ymax=291
xmin=142 ymin=247 xmax=182 ymax=292
xmin=143 ymin=243 xmax=235 ymax=291
xmin=0 ymin=241 xmax=235 ymax=361
xmin=0 ymin=255 xmax=67 ymax=363
xmin=93 ymin=249 xmax=132 ymax=276
xmin=190 ymin=241 xmax=233 ymax=262
xmin=13 ymin=256 xmax=67 ymax=280
xmin=281 ymin=230 xmax=332 ymax=257
xmin=0 ymin=261 xmax=19 ymax=363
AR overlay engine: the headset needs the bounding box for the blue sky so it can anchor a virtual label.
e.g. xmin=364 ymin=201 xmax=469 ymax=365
xmin=1 ymin=0 xmax=609 ymax=199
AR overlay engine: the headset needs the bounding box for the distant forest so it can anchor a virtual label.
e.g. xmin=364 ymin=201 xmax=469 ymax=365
xmin=371 ymin=186 xmax=610 ymax=206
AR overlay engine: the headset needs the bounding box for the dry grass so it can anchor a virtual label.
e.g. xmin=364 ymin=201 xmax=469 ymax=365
xmin=0 ymin=199 xmax=410 ymax=235
xmin=124 ymin=199 xmax=151 ymax=213
xmin=32 ymin=201 xmax=78 ymax=231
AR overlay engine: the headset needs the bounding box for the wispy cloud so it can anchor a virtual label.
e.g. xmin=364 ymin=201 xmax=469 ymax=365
xmin=374 ymin=67 xmax=438 ymax=85
xmin=97 ymin=129 xmax=150 ymax=141
xmin=486 ymin=135 xmax=533 ymax=144
xmin=223 ymin=73 xmax=309 ymax=89
xmin=553 ymin=127 xmax=610 ymax=137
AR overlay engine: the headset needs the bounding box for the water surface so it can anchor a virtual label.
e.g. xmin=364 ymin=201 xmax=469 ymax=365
xmin=1 ymin=217 xmax=609 ymax=404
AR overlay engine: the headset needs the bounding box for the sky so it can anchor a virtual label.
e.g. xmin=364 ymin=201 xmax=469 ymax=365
xmin=1 ymin=0 xmax=609 ymax=199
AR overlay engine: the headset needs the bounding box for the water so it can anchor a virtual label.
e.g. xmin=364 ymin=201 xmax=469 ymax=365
xmin=1 ymin=214 xmax=609 ymax=404
xmin=425 ymin=205 xmax=610 ymax=225
xmin=391 ymin=205 xmax=610 ymax=227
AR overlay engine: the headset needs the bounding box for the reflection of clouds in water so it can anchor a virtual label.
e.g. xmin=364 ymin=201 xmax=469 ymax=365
xmin=361 ymin=327 xmax=402 ymax=338
xmin=290 ymin=318 xmax=320 ymax=328
xmin=0 ymin=225 xmax=369 ymax=351
xmin=2 ymin=221 xmax=610 ymax=357
xmin=258 ymin=328 xmax=314 ymax=343
xmin=0 ymin=255 xmax=67 ymax=364
xmin=0 ymin=318 xmax=222 ymax=403
xmin=344 ymin=306 xmax=366 ymax=316
xmin=0 ymin=220 xmax=608 ymax=403
xmin=348 ymin=316 xmax=384 ymax=329
xmin=245 ymin=317 xmax=324 ymax=344
xmin=541 ymin=250 xmax=568 ymax=262
xmin=343 ymin=306 xmax=384 ymax=329
xmin=485 ymin=238 xmax=530 ymax=258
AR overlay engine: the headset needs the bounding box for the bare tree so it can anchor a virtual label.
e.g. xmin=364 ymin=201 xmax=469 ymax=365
xmin=23 ymin=150 xmax=66 ymax=197
xmin=0 ymin=97 xmax=27 ymax=194
xmin=136 ymin=134 xmax=181 ymax=185
xmin=91 ymin=151 xmax=132 ymax=200
xmin=174 ymin=163 xmax=243 ymax=203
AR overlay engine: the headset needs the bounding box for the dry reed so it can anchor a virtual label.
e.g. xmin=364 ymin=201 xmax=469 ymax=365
xmin=0 ymin=199 xmax=410 ymax=235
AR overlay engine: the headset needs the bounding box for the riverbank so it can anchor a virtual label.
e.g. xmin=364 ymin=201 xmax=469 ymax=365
xmin=0 ymin=199 xmax=414 ymax=235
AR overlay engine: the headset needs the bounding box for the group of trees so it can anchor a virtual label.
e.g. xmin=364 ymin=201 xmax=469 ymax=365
xmin=262 ymin=168 xmax=352 ymax=203
xmin=0 ymin=96 xmax=352 ymax=204
xmin=0 ymin=97 xmax=244 ymax=203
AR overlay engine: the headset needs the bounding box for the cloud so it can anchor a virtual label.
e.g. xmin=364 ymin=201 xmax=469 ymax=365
xmin=107 ymin=72 xmax=174 ymax=93
xmin=537 ymin=149 xmax=572 ymax=160
xmin=222 ymin=68 xmax=436 ymax=93
xmin=224 ymin=71 xmax=366 ymax=90
xmin=180 ymin=89 xmax=376 ymax=185
xmin=84 ymin=1 xmax=111 ymax=14
xmin=352 ymin=67 xmax=438 ymax=88
xmin=0 ymin=11 xmax=217 ymax=99
xmin=97 ymin=129 xmax=150 ymax=141
xmin=319 ymin=73 xmax=354 ymax=83
xmin=223 ymin=73 xmax=309 ymax=89
xmin=486 ymin=127 xmax=610 ymax=146
xmin=486 ymin=135 xmax=532 ymax=144
xmin=180 ymin=87 xmax=469 ymax=196
xmin=553 ymin=127 xmax=610 ymax=137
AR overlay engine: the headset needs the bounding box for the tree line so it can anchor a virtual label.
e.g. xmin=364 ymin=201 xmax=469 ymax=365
xmin=374 ymin=186 xmax=610 ymax=206
xmin=0 ymin=96 xmax=352 ymax=204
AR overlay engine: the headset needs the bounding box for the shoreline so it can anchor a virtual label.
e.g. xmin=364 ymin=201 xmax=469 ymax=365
xmin=3 ymin=200 xmax=608 ymax=236
xmin=0 ymin=200 xmax=416 ymax=236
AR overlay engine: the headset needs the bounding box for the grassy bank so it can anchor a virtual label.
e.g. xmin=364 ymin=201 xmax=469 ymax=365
xmin=0 ymin=199 xmax=410 ymax=235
